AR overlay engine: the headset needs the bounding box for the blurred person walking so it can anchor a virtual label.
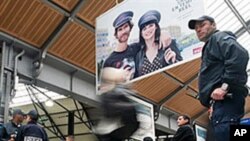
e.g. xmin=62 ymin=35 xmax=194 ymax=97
xmin=94 ymin=85 xmax=140 ymax=141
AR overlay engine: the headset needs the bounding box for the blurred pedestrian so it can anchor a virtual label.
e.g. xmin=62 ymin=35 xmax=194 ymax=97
xmin=94 ymin=85 xmax=140 ymax=141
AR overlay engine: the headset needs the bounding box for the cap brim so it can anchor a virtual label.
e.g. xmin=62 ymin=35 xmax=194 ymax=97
xmin=188 ymin=20 xmax=197 ymax=29
xmin=115 ymin=18 xmax=131 ymax=29
xmin=188 ymin=17 xmax=212 ymax=29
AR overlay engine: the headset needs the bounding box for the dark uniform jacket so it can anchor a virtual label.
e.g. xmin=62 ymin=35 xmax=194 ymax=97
xmin=198 ymin=30 xmax=249 ymax=107
xmin=16 ymin=121 xmax=48 ymax=141
xmin=4 ymin=121 xmax=21 ymax=139
xmin=0 ymin=123 xmax=8 ymax=140
xmin=172 ymin=124 xmax=195 ymax=141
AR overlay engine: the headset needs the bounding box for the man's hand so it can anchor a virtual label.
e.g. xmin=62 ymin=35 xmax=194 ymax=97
xmin=123 ymin=67 xmax=134 ymax=81
xmin=208 ymin=107 xmax=213 ymax=120
xmin=210 ymin=88 xmax=227 ymax=100
xmin=101 ymin=67 xmax=133 ymax=83
xmin=159 ymin=31 xmax=172 ymax=49
xmin=164 ymin=48 xmax=176 ymax=64
xmin=8 ymin=138 xmax=15 ymax=141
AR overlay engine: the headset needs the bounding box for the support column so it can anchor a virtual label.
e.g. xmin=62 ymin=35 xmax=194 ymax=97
xmin=0 ymin=42 xmax=14 ymax=123
xmin=68 ymin=111 xmax=75 ymax=136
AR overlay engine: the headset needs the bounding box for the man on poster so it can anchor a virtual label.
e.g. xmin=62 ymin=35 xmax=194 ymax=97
xmin=101 ymin=11 xmax=139 ymax=84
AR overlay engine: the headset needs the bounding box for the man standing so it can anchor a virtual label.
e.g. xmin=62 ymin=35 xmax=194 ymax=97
xmin=16 ymin=110 xmax=48 ymax=141
xmin=5 ymin=109 xmax=25 ymax=141
xmin=172 ymin=115 xmax=195 ymax=141
xmin=188 ymin=15 xmax=249 ymax=141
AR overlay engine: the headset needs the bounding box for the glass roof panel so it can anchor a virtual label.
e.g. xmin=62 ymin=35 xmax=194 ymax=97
xmin=10 ymin=84 xmax=65 ymax=107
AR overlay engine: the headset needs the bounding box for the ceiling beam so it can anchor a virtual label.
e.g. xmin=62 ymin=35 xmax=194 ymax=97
xmin=28 ymin=86 xmax=65 ymax=139
xmin=162 ymin=72 xmax=184 ymax=86
xmin=41 ymin=0 xmax=94 ymax=32
xmin=158 ymin=73 xmax=198 ymax=106
xmin=225 ymin=0 xmax=250 ymax=35
xmin=234 ymin=20 xmax=250 ymax=38
xmin=40 ymin=0 xmax=89 ymax=60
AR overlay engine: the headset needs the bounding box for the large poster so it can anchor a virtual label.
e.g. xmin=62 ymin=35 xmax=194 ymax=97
xmin=96 ymin=0 xmax=204 ymax=89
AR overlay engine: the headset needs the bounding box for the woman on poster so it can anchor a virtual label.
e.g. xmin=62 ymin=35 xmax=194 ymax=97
xmin=135 ymin=10 xmax=182 ymax=77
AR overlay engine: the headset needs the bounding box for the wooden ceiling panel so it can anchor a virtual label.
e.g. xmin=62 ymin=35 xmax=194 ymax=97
xmin=49 ymin=22 xmax=95 ymax=73
xmin=164 ymin=89 xmax=206 ymax=117
xmin=132 ymin=73 xmax=180 ymax=103
xmin=166 ymin=58 xmax=201 ymax=83
xmin=77 ymin=0 xmax=116 ymax=26
xmin=0 ymin=0 xmax=64 ymax=47
xmin=189 ymin=78 xmax=199 ymax=92
xmin=52 ymin=0 xmax=79 ymax=11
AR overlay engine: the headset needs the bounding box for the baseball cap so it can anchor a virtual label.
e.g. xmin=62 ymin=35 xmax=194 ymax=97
xmin=113 ymin=11 xmax=133 ymax=29
xmin=26 ymin=110 xmax=38 ymax=120
xmin=138 ymin=10 xmax=161 ymax=29
xmin=188 ymin=15 xmax=215 ymax=29
xmin=13 ymin=109 xmax=25 ymax=116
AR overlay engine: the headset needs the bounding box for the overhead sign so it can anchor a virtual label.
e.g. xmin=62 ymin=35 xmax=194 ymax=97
xmin=96 ymin=0 xmax=204 ymax=88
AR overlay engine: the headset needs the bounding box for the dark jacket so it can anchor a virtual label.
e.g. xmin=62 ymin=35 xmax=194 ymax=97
xmin=198 ymin=30 xmax=249 ymax=107
xmin=172 ymin=124 xmax=195 ymax=141
xmin=0 ymin=124 xmax=8 ymax=140
xmin=16 ymin=121 xmax=48 ymax=141
xmin=135 ymin=39 xmax=182 ymax=77
xmin=4 ymin=121 xmax=21 ymax=139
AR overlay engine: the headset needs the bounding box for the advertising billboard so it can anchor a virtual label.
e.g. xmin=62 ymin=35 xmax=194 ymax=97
xmin=194 ymin=124 xmax=207 ymax=141
xmin=96 ymin=0 xmax=204 ymax=90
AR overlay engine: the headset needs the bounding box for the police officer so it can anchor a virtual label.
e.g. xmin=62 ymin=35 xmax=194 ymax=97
xmin=188 ymin=15 xmax=249 ymax=141
xmin=5 ymin=109 xmax=25 ymax=141
xmin=16 ymin=110 xmax=48 ymax=141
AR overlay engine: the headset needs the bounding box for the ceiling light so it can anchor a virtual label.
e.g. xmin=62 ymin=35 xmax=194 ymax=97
xmin=45 ymin=99 xmax=54 ymax=107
